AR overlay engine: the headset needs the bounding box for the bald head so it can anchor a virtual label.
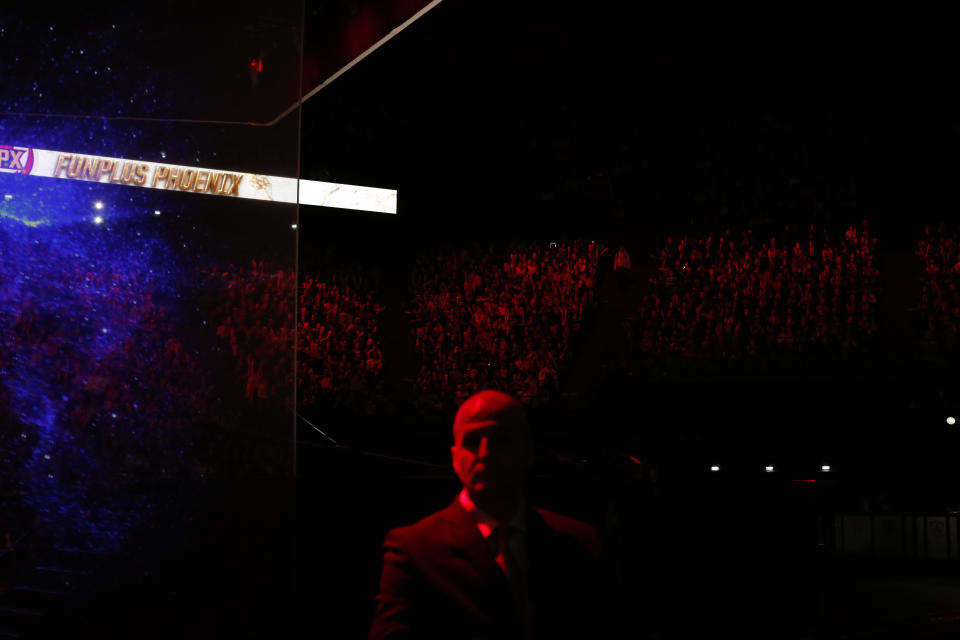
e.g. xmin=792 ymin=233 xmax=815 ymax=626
xmin=453 ymin=389 xmax=529 ymax=443
xmin=451 ymin=390 xmax=533 ymax=505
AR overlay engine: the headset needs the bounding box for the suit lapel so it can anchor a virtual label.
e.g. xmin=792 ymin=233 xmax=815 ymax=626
xmin=444 ymin=499 xmax=501 ymax=585
xmin=443 ymin=499 xmax=520 ymax=623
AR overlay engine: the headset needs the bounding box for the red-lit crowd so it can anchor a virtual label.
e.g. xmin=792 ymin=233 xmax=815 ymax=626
xmin=631 ymin=223 xmax=880 ymax=357
xmin=297 ymin=265 xmax=386 ymax=409
xmin=200 ymin=260 xmax=388 ymax=412
xmin=917 ymin=224 xmax=960 ymax=350
xmin=407 ymin=239 xmax=606 ymax=409
xmin=200 ymin=260 xmax=296 ymax=404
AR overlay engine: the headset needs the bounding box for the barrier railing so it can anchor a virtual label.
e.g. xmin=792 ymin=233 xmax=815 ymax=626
xmin=831 ymin=514 xmax=960 ymax=560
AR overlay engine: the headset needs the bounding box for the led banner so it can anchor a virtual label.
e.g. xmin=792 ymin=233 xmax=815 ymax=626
xmin=0 ymin=144 xmax=397 ymax=214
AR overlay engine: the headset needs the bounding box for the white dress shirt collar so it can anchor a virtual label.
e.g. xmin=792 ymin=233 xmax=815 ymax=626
xmin=458 ymin=488 xmax=526 ymax=539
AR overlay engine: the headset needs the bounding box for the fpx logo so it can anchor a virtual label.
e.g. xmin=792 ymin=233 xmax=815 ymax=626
xmin=0 ymin=145 xmax=34 ymax=174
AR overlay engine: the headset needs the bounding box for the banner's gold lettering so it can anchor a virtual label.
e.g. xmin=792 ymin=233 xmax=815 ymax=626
xmin=179 ymin=169 xmax=196 ymax=191
xmin=152 ymin=166 xmax=168 ymax=187
xmin=53 ymin=154 xmax=71 ymax=177
xmin=133 ymin=163 xmax=149 ymax=186
xmin=80 ymin=156 xmax=99 ymax=181
xmin=66 ymin=155 xmax=83 ymax=178
xmin=98 ymin=160 xmax=115 ymax=181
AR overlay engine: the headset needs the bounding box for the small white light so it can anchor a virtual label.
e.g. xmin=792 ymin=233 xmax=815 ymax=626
xmin=710 ymin=465 xmax=720 ymax=472
xmin=101 ymin=328 xmax=108 ymax=334
xmin=947 ymin=416 xmax=956 ymax=426
xmin=94 ymin=201 xmax=104 ymax=210
xmin=765 ymin=465 xmax=775 ymax=472
xmin=154 ymin=210 xmax=161 ymax=216
xmin=3 ymin=194 xmax=12 ymax=200
xmin=160 ymin=152 xmax=166 ymax=158
xmin=291 ymin=224 xmax=297 ymax=229
xmin=93 ymin=216 xmax=104 ymax=225
xmin=44 ymin=454 xmax=50 ymax=460
xmin=821 ymin=465 xmax=831 ymax=472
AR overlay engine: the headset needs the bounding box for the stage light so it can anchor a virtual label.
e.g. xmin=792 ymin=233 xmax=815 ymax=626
xmin=93 ymin=216 xmax=104 ymax=225
xmin=3 ymin=194 xmax=11 ymax=200
xmin=947 ymin=416 xmax=956 ymax=425
xmin=94 ymin=201 xmax=104 ymax=210
xmin=153 ymin=210 xmax=161 ymax=216
xmin=710 ymin=465 xmax=720 ymax=472
xmin=291 ymin=224 xmax=297 ymax=229
xmin=821 ymin=465 xmax=831 ymax=472
xmin=765 ymin=465 xmax=775 ymax=472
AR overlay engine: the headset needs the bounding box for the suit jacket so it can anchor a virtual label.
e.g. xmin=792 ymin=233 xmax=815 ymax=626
xmin=369 ymin=498 xmax=604 ymax=640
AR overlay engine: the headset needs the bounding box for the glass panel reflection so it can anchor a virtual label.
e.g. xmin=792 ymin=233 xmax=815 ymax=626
xmin=0 ymin=2 xmax=300 ymax=634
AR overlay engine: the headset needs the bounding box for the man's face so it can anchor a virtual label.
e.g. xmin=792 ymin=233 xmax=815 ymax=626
xmin=451 ymin=396 xmax=532 ymax=501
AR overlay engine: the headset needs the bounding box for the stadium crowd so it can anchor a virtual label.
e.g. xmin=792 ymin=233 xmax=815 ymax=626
xmin=630 ymin=223 xmax=880 ymax=358
xmin=297 ymin=265 xmax=386 ymax=410
xmin=406 ymin=239 xmax=606 ymax=409
xmin=201 ymin=259 xmax=388 ymax=412
xmin=916 ymin=223 xmax=960 ymax=351
xmin=200 ymin=260 xmax=296 ymax=405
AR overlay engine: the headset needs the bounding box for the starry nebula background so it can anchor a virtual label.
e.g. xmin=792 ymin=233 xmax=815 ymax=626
xmin=0 ymin=3 xmax=300 ymax=555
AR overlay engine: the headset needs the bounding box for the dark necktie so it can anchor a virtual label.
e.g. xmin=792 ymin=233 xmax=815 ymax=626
xmin=495 ymin=525 xmax=526 ymax=605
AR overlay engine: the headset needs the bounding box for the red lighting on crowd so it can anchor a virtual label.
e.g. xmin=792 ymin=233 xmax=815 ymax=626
xmin=634 ymin=223 xmax=878 ymax=358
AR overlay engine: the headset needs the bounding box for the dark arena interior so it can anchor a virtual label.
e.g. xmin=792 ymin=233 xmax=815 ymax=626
xmin=2 ymin=2 xmax=960 ymax=638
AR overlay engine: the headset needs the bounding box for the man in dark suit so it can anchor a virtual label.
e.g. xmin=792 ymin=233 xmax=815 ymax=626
xmin=369 ymin=389 xmax=605 ymax=640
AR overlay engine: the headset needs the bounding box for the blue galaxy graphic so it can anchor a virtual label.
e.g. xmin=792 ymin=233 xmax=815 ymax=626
xmin=0 ymin=9 xmax=297 ymax=554
xmin=1 ymin=162 xmax=196 ymax=550
xmin=1 ymin=140 xmax=297 ymax=551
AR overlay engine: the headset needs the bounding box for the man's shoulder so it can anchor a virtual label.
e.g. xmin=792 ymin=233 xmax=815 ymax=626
xmin=532 ymin=507 xmax=596 ymax=537
xmin=532 ymin=507 xmax=602 ymax=559
xmin=384 ymin=501 xmax=460 ymax=544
